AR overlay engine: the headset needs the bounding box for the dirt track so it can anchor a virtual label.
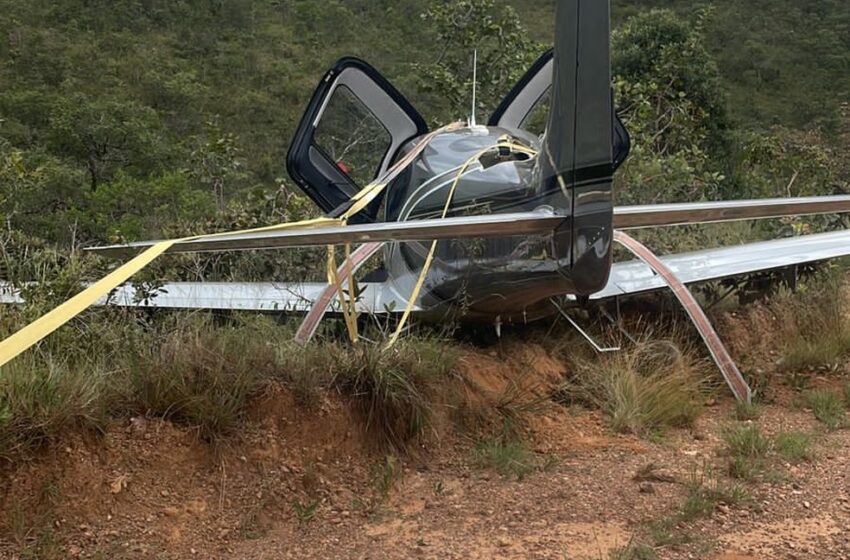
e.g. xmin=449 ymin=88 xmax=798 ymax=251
xmin=226 ymin=394 xmax=850 ymax=559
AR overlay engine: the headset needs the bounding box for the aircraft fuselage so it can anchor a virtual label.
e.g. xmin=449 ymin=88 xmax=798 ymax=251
xmin=382 ymin=125 xmax=612 ymax=323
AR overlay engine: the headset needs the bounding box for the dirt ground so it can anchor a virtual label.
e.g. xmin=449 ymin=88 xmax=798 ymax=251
xmin=1 ymin=324 xmax=849 ymax=559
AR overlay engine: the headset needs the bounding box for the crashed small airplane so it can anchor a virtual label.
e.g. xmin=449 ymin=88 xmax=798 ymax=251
xmin=3 ymin=0 xmax=850 ymax=403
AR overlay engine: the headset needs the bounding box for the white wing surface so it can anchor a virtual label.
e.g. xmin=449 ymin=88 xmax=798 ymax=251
xmin=20 ymin=229 xmax=845 ymax=311
xmin=597 ymin=229 xmax=850 ymax=299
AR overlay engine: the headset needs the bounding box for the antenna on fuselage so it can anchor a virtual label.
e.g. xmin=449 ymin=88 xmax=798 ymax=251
xmin=469 ymin=49 xmax=478 ymax=127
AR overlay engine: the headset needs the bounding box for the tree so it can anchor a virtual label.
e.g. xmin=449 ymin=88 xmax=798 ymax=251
xmin=0 ymin=141 xmax=86 ymax=244
xmin=415 ymin=0 xmax=543 ymax=123
xmin=612 ymin=9 xmax=730 ymax=205
xmin=47 ymin=94 xmax=163 ymax=192
xmin=189 ymin=118 xmax=246 ymax=210
xmin=614 ymin=8 xmax=729 ymax=160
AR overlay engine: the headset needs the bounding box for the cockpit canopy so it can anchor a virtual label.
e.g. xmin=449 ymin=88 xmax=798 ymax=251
xmin=286 ymin=52 xmax=630 ymax=223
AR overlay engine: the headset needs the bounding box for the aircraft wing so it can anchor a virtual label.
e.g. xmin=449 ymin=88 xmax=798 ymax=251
xmin=37 ymin=228 xmax=849 ymax=312
xmin=595 ymin=229 xmax=850 ymax=299
xmin=0 ymin=280 xmax=414 ymax=314
xmin=88 ymin=195 xmax=850 ymax=257
xmin=613 ymin=195 xmax=850 ymax=229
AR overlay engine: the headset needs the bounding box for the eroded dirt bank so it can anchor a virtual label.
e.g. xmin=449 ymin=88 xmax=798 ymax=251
xmin=1 ymin=336 xmax=849 ymax=559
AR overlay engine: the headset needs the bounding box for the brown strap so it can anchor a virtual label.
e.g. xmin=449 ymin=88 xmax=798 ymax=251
xmin=613 ymin=231 xmax=752 ymax=403
xmin=294 ymin=242 xmax=384 ymax=344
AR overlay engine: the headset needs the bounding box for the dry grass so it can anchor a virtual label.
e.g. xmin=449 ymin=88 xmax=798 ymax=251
xmin=564 ymin=336 xmax=706 ymax=435
xmin=2 ymin=271 xmax=843 ymax=456
xmin=0 ymin=355 xmax=107 ymax=456
xmin=332 ymin=337 xmax=458 ymax=450
xmin=0 ymin=311 xmax=459 ymax=453
xmin=733 ymin=400 xmax=761 ymax=421
xmin=274 ymin=341 xmax=344 ymax=406
xmin=771 ymin=271 xmax=850 ymax=371
xmin=126 ymin=318 xmax=275 ymax=441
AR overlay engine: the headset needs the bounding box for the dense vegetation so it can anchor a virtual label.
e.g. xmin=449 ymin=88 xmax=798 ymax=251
xmin=522 ymin=0 xmax=850 ymax=134
xmin=0 ymin=0 xmax=849 ymax=362
xmin=1 ymin=1 xmax=847 ymax=260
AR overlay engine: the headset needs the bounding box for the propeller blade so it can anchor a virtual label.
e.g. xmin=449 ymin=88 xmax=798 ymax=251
xmin=614 ymin=195 xmax=850 ymax=229
xmin=88 ymin=211 xmax=566 ymax=258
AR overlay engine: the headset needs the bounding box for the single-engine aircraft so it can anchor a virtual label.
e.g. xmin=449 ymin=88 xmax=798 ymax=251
xmin=5 ymin=0 xmax=850 ymax=402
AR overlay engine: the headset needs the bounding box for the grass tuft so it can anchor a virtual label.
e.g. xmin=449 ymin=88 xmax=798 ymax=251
xmin=726 ymin=456 xmax=761 ymax=480
xmin=647 ymin=518 xmax=693 ymax=548
xmin=565 ymin=337 xmax=705 ymax=435
xmin=645 ymin=464 xmax=748 ymax=549
xmin=803 ymin=389 xmax=847 ymax=429
xmin=721 ymin=424 xmax=770 ymax=480
xmin=773 ymin=431 xmax=814 ymax=462
xmin=332 ymin=337 xmax=457 ymax=450
xmin=292 ymin=499 xmax=319 ymax=524
xmin=609 ymin=541 xmax=658 ymax=560
xmin=494 ymin=370 xmax=551 ymax=438
xmin=0 ymin=355 xmax=106 ymax=456
xmin=127 ymin=319 xmax=271 ymax=442
xmin=474 ymin=438 xmax=536 ymax=480
xmin=721 ymin=424 xmax=771 ymax=458
xmin=369 ymin=455 xmax=400 ymax=505
xmin=772 ymin=272 xmax=850 ymax=371
xmin=274 ymin=341 xmax=343 ymax=407
xmin=680 ymin=466 xmax=750 ymax=522
xmin=734 ymin=400 xmax=761 ymax=421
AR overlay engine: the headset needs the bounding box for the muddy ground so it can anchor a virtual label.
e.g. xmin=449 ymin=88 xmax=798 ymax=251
xmin=1 ymin=309 xmax=849 ymax=559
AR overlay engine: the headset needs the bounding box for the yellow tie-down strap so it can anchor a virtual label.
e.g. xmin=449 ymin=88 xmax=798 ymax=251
xmin=0 ymin=123 xmax=462 ymax=369
xmin=0 ymin=217 xmax=338 ymax=369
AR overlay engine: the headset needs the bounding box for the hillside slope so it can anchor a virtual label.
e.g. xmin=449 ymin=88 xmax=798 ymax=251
xmin=0 ymin=0 xmax=846 ymax=266
xmin=520 ymin=0 xmax=850 ymax=132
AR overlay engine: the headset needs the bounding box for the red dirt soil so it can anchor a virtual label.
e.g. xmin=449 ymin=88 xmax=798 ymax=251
xmin=1 ymin=338 xmax=849 ymax=559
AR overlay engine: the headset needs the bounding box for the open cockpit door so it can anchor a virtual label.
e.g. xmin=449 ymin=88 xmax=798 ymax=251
xmin=489 ymin=50 xmax=631 ymax=170
xmin=286 ymin=57 xmax=428 ymax=220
